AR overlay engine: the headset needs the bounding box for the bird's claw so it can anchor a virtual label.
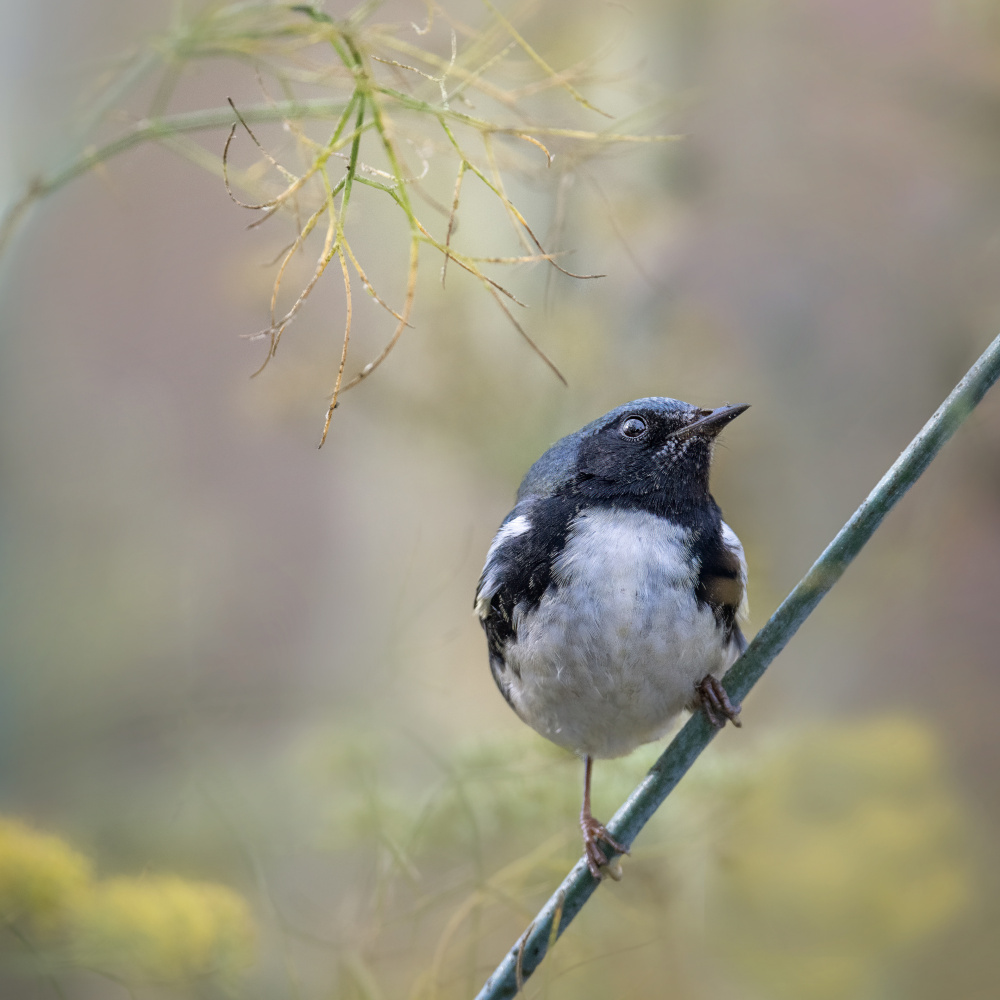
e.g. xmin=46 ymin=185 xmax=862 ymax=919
xmin=697 ymin=675 xmax=742 ymax=728
xmin=580 ymin=814 xmax=629 ymax=880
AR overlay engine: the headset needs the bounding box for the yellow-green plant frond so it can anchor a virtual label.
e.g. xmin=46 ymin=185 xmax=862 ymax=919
xmin=70 ymin=875 xmax=256 ymax=988
xmin=0 ymin=816 xmax=92 ymax=937
xmin=0 ymin=0 xmax=674 ymax=445
xmin=709 ymin=716 xmax=973 ymax=1000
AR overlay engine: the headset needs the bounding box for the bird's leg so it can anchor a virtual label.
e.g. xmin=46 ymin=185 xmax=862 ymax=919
xmin=579 ymin=754 xmax=629 ymax=879
xmin=696 ymin=675 xmax=742 ymax=728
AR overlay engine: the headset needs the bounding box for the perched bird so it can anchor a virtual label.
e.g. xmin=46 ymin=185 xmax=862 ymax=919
xmin=475 ymin=398 xmax=749 ymax=878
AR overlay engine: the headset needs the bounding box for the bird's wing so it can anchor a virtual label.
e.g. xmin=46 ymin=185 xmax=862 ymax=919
xmin=721 ymin=521 xmax=749 ymax=624
xmin=475 ymin=495 xmax=579 ymax=699
xmin=474 ymin=509 xmax=533 ymax=620
xmin=695 ymin=520 xmax=749 ymax=648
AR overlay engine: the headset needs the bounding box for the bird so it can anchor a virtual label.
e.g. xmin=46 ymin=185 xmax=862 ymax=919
xmin=474 ymin=397 xmax=749 ymax=879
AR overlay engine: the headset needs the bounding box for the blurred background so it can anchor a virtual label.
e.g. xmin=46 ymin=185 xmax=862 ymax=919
xmin=2 ymin=0 xmax=1000 ymax=997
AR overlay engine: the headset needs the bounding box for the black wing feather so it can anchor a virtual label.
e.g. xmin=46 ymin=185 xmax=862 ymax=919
xmin=694 ymin=522 xmax=746 ymax=647
xmin=476 ymin=494 xmax=581 ymax=705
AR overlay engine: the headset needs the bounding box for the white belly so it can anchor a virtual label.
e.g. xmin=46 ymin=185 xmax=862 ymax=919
xmin=504 ymin=507 xmax=739 ymax=758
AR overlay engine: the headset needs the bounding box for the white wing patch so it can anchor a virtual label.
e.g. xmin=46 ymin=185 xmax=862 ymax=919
xmin=721 ymin=521 xmax=749 ymax=623
xmin=475 ymin=514 xmax=532 ymax=619
xmin=486 ymin=514 xmax=531 ymax=560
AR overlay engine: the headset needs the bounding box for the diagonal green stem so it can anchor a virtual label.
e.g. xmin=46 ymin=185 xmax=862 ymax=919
xmin=474 ymin=329 xmax=1000 ymax=1000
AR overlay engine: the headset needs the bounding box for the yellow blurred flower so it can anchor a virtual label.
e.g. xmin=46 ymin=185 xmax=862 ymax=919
xmin=0 ymin=816 xmax=92 ymax=935
xmin=710 ymin=716 xmax=972 ymax=1000
xmin=71 ymin=875 xmax=255 ymax=987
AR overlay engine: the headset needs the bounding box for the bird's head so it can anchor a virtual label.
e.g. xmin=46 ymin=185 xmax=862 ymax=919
xmin=519 ymin=398 xmax=748 ymax=505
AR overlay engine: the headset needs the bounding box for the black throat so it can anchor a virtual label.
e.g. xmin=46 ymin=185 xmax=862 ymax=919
xmin=571 ymin=470 xmax=721 ymax=536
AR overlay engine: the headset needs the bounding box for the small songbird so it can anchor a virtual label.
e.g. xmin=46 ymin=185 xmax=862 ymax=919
xmin=475 ymin=398 xmax=749 ymax=878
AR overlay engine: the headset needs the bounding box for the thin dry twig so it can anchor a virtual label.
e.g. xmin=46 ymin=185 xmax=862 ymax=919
xmin=514 ymin=132 xmax=553 ymax=166
xmin=481 ymin=0 xmax=613 ymax=118
xmin=252 ymin=198 xmax=333 ymax=373
xmin=442 ymin=159 xmax=467 ymax=288
xmin=343 ymin=238 xmax=411 ymax=325
xmin=319 ymin=248 xmax=354 ymax=447
xmin=482 ymin=280 xmax=567 ymax=386
xmin=340 ymin=236 xmax=420 ymax=395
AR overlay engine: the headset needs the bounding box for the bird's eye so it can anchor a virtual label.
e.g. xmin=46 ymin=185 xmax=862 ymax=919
xmin=620 ymin=416 xmax=647 ymax=439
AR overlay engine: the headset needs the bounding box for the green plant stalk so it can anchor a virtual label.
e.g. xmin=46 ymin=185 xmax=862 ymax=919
xmin=338 ymin=99 xmax=367 ymax=224
xmin=47 ymin=100 xmax=354 ymax=196
xmin=75 ymin=46 xmax=164 ymax=141
xmin=0 ymin=98 xmax=351 ymax=256
xmin=474 ymin=329 xmax=1000 ymax=1000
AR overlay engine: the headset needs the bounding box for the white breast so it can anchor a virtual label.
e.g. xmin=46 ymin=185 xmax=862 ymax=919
xmin=504 ymin=507 xmax=741 ymax=759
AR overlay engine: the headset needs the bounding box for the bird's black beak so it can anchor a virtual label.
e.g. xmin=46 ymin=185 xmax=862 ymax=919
xmin=672 ymin=403 xmax=750 ymax=439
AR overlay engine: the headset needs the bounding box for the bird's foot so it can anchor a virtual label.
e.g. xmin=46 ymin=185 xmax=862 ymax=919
xmin=697 ymin=675 xmax=742 ymax=728
xmin=580 ymin=813 xmax=629 ymax=880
